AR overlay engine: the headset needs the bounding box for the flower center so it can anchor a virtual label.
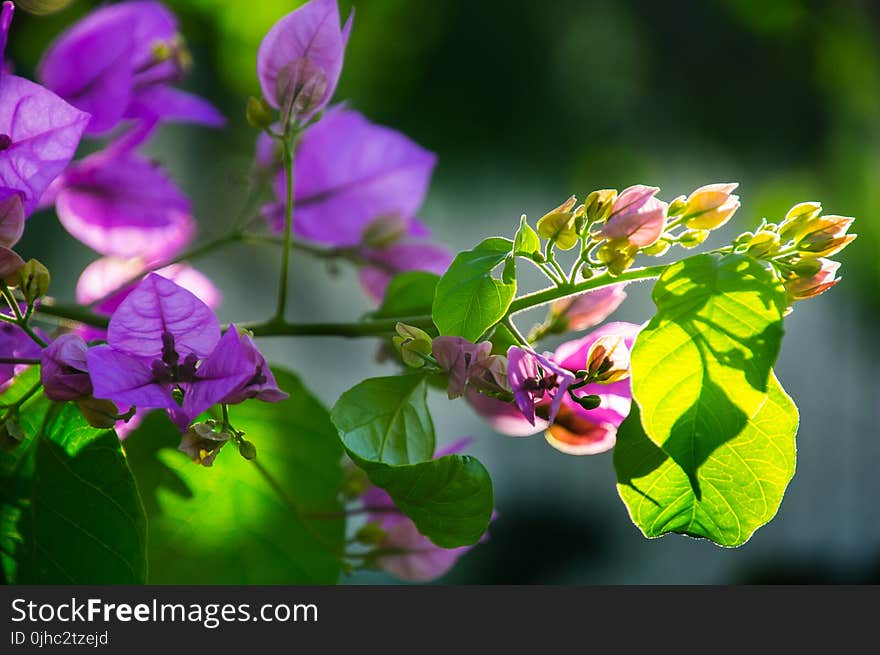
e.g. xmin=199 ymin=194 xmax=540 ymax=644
xmin=151 ymin=331 xmax=198 ymax=384
xmin=0 ymin=134 xmax=12 ymax=151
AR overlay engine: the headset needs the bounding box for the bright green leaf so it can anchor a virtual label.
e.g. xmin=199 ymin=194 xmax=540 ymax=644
xmin=0 ymin=370 xmax=147 ymax=584
xmin=632 ymin=253 xmax=787 ymax=457
xmin=331 ymin=375 xmax=493 ymax=548
xmin=126 ymin=368 xmax=345 ymax=584
xmin=615 ymin=375 xmax=798 ymax=546
xmin=432 ymin=237 xmax=517 ymax=341
xmin=371 ymin=271 xmax=440 ymax=320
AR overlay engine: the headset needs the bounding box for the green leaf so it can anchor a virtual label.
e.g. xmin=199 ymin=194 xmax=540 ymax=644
xmin=331 ymin=375 xmax=493 ymax=548
xmin=0 ymin=370 xmax=147 ymax=583
xmin=433 ymin=237 xmax=517 ymax=341
xmin=371 ymin=271 xmax=440 ymax=320
xmin=631 ymin=253 xmax=787 ymax=457
xmin=615 ymin=375 xmax=798 ymax=546
xmin=513 ymin=215 xmax=541 ymax=257
xmin=125 ymin=367 xmax=345 ymax=584
xmin=331 ymin=375 xmax=435 ymax=465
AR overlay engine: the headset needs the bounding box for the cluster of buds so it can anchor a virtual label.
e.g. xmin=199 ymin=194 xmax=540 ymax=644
xmin=527 ymin=182 xmax=742 ymax=279
xmin=178 ymin=419 xmax=258 ymax=467
xmin=732 ymin=201 xmax=856 ymax=306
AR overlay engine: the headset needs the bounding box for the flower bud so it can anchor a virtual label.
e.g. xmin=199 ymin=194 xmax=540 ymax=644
xmin=341 ymin=466 xmax=370 ymax=499
xmin=361 ymin=214 xmax=407 ymax=249
xmin=600 ymin=185 xmax=667 ymax=247
xmin=0 ymin=193 xmax=25 ymax=248
xmin=238 ymin=439 xmax=257 ymax=460
xmin=584 ymin=334 xmax=631 ymax=383
xmin=276 ymin=57 xmax=330 ymax=127
xmin=746 ymin=230 xmax=781 ymax=259
xmin=536 ymin=196 xmax=579 ymax=250
xmin=246 ymin=96 xmax=275 ymax=129
xmin=778 ymin=201 xmax=822 ymax=242
xmin=597 ymin=240 xmax=637 ymax=276
xmin=551 ymin=284 xmax=627 ymax=332
xmin=392 ymin=322 xmax=433 ymax=368
xmin=0 ymin=246 xmax=24 ymax=283
xmin=784 ymin=257 xmax=841 ymax=303
xmin=513 ymin=215 xmax=541 ymax=257
xmin=17 ymin=259 xmax=50 ymax=303
xmin=432 ymin=336 xmax=493 ymax=399
xmin=467 ymin=354 xmax=509 ymax=396
xmin=583 ymin=189 xmax=617 ymax=223
xmin=788 ymin=257 xmax=822 ymax=277
xmin=75 ymin=397 xmax=120 ymax=429
xmin=666 ymin=195 xmax=688 ymax=217
xmin=641 ymin=240 xmax=670 ymax=256
xmin=179 ymin=422 xmax=232 ymax=467
xmin=679 ymin=229 xmax=710 ymax=249
xmin=41 ymin=333 xmax=92 ymax=401
xmin=1 ymin=415 xmax=24 ymax=452
xmin=681 ymin=183 xmax=740 ymax=230
xmin=795 ymin=215 xmax=856 ymax=258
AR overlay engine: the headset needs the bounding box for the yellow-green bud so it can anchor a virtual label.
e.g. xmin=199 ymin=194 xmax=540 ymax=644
xmin=238 ymin=439 xmax=257 ymax=460
xmin=354 ymin=522 xmax=387 ymax=545
xmin=18 ymin=259 xmax=50 ymax=303
xmin=746 ymin=230 xmax=781 ymax=259
xmin=246 ymin=96 xmax=275 ymax=129
xmin=583 ymin=189 xmax=617 ymax=223
xmin=597 ymin=240 xmax=637 ymax=276
xmin=536 ymin=196 xmax=579 ymax=250
xmin=392 ymin=322 xmax=433 ymax=368
xmin=679 ymin=229 xmax=710 ymax=249
xmin=778 ymin=201 xmax=822 ymax=242
xmin=642 ymin=239 xmax=671 ymax=256
xmin=666 ymin=195 xmax=688 ymax=217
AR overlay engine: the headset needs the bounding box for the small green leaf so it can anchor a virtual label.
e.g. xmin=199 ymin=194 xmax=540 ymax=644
xmin=615 ymin=375 xmax=797 ymax=546
xmin=0 ymin=370 xmax=147 ymax=584
xmin=371 ymin=271 xmax=440 ymax=320
xmin=432 ymin=237 xmax=517 ymax=341
xmin=632 ymin=253 xmax=787 ymax=455
xmin=513 ymin=215 xmax=541 ymax=257
xmin=331 ymin=375 xmax=434 ymax=465
xmin=331 ymin=375 xmax=493 ymax=548
xmin=126 ymin=368 xmax=345 ymax=584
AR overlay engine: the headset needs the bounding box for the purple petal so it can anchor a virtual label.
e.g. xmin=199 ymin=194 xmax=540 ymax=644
xmin=87 ymin=345 xmax=177 ymax=411
xmin=222 ymin=331 xmax=289 ymax=405
xmin=0 ymin=75 xmax=89 ymax=215
xmin=376 ymin=520 xmax=471 ymax=582
xmin=257 ymin=0 xmax=351 ymax=120
xmin=287 ymin=109 xmax=436 ymax=246
xmin=359 ymin=241 xmax=452 ymax=303
xmin=107 ymin=273 xmax=220 ymax=358
xmin=0 ymin=245 xmax=22 ymax=279
xmin=54 ymin=148 xmax=195 ymax=260
xmin=553 ymin=321 xmax=641 ymax=371
xmin=0 ymin=321 xmax=39 ymax=387
xmin=0 ymin=191 xmax=23 ymax=247
xmin=40 ymin=333 xmax=92 ymax=401
xmin=37 ymin=1 xmax=179 ymax=136
xmin=126 ymin=86 xmax=226 ymax=128
xmin=465 ymin=388 xmax=548 ymax=437
xmin=180 ymin=328 xmax=254 ymax=427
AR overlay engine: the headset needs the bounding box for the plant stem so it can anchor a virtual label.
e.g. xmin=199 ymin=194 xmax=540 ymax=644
xmin=0 ymin=357 xmax=40 ymax=366
xmin=273 ymin=136 xmax=296 ymax=322
xmin=243 ymin=315 xmax=435 ymax=338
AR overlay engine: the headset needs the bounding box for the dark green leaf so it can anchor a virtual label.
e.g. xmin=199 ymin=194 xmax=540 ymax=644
xmin=615 ymin=375 xmax=797 ymax=546
xmin=126 ymin=368 xmax=345 ymax=584
xmin=371 ymin=271 xmax=440 ymax=320
xmin=432 ymin=237 xmax=517 ymax=341
xmin=331 ymin=375 xmax=493 ymax=548
xmin=0 ymin=370 xmax=147 ymax=583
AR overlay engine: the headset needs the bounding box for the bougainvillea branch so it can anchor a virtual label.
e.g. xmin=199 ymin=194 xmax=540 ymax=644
xmin=0 ymin=0 xmax=859 ymax=585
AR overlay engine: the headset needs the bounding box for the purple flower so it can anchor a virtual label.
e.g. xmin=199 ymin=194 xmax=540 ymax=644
xmin=600 ymin=184 xmax=667 ymax=248
xmin=0 ymin=320 xmax=41 ymax=390
xmin=52 ymin=146 xmax=195 ymax=260
xmin=221 ymin=332 xmax=289 ymax=405
xmin=41 ymin=333 xmax=92 ymax=401
xmin=360 ymin=437 xmax=491 ymax=582
xmin=265 ymin=108 xmax=436 ymax=247
xmin=257 ymin=0 xmax=353 ymax=125
xmin=432 ymin=337 xmax=493 ymax=400
xmin=0 ymin=73 xmax=89 ymax=215
xmin=87 ymin=275 xmax=281 ymax=431
xmin=38 ymin=1 xmax=223 ymax=136
xmin=358 ymin=240 xmax=452 ymax=303
xmin=507 ymin=347 xmax=574 ymax=426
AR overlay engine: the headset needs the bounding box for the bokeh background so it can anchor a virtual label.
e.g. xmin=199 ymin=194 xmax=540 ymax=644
xmin=9 ymin=0 xmax=880 ymax=583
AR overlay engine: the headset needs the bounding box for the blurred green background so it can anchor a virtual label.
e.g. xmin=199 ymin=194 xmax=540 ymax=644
xmin=9 ymin=0 xmax=880 ymax=583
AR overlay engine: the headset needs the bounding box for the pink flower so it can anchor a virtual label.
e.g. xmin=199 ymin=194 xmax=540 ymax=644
xmin=600 ymin=184 xmax=667 ymax=247
xmin=550 ymin=284 xmax=627 ymax=332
